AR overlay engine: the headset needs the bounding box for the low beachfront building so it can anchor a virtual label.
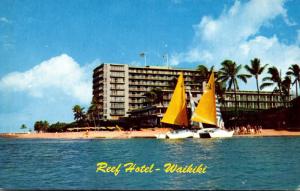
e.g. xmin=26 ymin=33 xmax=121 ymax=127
xmin=92 ymin=63 xmax=291 ymax=121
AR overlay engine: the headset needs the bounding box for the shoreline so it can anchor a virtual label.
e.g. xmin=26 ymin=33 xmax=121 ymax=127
xmin=1 ymin=128 xmax=300 ymax=139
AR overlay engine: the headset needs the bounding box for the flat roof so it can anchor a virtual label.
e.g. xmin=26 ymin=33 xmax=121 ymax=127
xmin=94 ymin=63 xmax=200 ymax=72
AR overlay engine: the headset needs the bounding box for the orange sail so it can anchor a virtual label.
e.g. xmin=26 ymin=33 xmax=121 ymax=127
xmin=161 ymin=72 xmax=189 ymax=127
xmin=191 ymin=72 xmax=217 ymax=126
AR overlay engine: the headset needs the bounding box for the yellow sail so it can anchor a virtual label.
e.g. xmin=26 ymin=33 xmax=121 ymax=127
xmin=191 ymin=72 xmax=217 ymax=125
xmin=161 ymin=72 xmax=189 ymax=127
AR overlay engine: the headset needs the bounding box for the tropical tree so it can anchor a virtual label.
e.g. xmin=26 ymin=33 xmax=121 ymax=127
xmin=20 ymin=124 xmax=27 ymax=133
xmin=34 ymin=121 xmax=49 ymax=132
xmin=215 ymin=81 xmax=226 ymax=107
xmin=286 ymin=64 xmax=300 ymax=97
xmin=48 ymin=122 xmax=68 ymax=132
xmin=245 ymin=58 xmax=268 ymax=110
xmin=144 ymin=88 xmax=164 ymax=106
xmin=169 ymin=77 xmax=178 ymax=90
xmin=192 ymin=64 xmax=214 ymax=84
xmin=260 ymin=66 xmax=283 ymax=100
xmin=282 ymin=76 xmax=292 ymax=102
xmin=88 ymin=97 xmax=98 ymax=127
xmin=34 ymin=121 xmax=42 ymax=132
xmin=196 ymin=65 xmax=214 ymax=78
xmin=72 ymin=105 xmax=85 ymax=122
xmin=217 ymin=60 xmax=251 ymax=112
xmin=42 ymin=121 xmax=49 ymax=132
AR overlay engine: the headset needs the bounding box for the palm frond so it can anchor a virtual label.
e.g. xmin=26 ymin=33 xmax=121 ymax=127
xmin=262 ymin=76 xmax=272 ymax=81
xmin=236 ymin=64 xmax=242 ymax=73
xmin=227 ymin=79 xmax=233 ymax=91
xmin=237 ymin=75 xmax=249 ymax=83
xmin=245 ymin=65 xmax=255 ymax=75
xmin=234 ymin=79 xmax=239 ymax=90
xmin=258 ymin=64 xmax=268 ymax=74
xmin=260 ymin=82 xmax=273 ymax=90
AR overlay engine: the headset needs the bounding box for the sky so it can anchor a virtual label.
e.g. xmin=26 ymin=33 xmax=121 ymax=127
xmin=0 ymin=0 xmax=300 ymax=132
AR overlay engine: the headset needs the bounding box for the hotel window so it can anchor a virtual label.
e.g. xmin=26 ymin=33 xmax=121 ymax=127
xmin=111 ymin=65 xmax=124 ymax=70
xmin=111 ymin=72 xmax=125 ymax=77
xmin=111 ymin=103 xmax=124 ymax=108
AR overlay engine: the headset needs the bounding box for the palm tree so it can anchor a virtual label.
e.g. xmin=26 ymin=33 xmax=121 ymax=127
xmin=282 ymin=76 xmax=292 ymax=103
xmin=43 ymin=121 xmax=49 ymax=132
xmin=169 ymin=77 xmax=178 ymax=90
xmin=72 ymin=105 xmax=85 ymax=122
xmin=215 ymin=81 xmax=226 ymax=106
xmin=217 ymin=60 xmax=251 ymax=112
xmin=20 ymin=124 xmax=27 ymax=133
xmin=88 ymin=97 xmax=101 ymax=127
xmin=34 ymin=121 xmax=42 ymax=132
xmin=245 ymin=58 xmax=268 ymax=110
xmin=34 ymin=121 xmax=49 ymax=132
xmin=88 ymin=105 xmax=97 ymax=127
xmin=286 ymin=64 xmax=300 ymax=97
xmin=193 ymin=64 xmax=214 ymax=84
xmin=260 ymin=66 xmax=283 ymax=98
xmin=144 ymin=88 xmax=163 ymax=106
xmin=196 ymin=65 xmax=214 ymax=78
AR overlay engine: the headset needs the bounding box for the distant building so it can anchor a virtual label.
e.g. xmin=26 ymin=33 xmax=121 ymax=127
xmin=93 ymin=63 xmax=291 ymax=120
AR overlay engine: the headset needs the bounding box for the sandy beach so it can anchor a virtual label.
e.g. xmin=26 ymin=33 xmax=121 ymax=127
xmin=0 ymin=128 xmax=170 ymax=139
xmin=1 ymin=128 xmax=300 ymax=139
xmin=235 ymin=129 xmax=300 ymax=137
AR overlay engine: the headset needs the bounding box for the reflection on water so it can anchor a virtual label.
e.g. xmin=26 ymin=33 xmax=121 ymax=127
xmin=0 ymin=137 xmax=300 ymax=190
xmin=191 ymin=138 xmax=221 ymax=150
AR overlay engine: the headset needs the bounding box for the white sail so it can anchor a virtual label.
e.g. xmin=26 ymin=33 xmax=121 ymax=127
xmin=215 ymin=95 xmax=225 ymax=129
xmin=189 ymin=90 xmax=203 ymax=129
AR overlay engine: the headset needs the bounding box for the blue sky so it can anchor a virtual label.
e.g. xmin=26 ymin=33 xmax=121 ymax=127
xmin=0 ymin=0 xmax=300 ymax=132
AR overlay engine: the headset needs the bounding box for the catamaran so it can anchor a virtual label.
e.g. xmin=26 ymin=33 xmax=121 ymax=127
xmin=191 ymin=72 xmax=234 ymax=138
xmin=155 ymin=71 xmax=234 ymax=139
xmin=156 ymin=72 xmax=194 ymax=139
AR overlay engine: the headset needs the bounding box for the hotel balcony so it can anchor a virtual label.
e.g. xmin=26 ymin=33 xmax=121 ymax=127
xmin=129 ymin=88 xmax=149 ymax=92
xmin=129 ymin=94 xmax=145 ymax=97
xmin=110 ymin=111 xmax=125 ymax=115
xmin=110 ymin=73 xmax=125 ymax=78
xmin=110 ymin=80 xmax=125 ymax=84
xmin=129 ymin=99 xmax=145 ymax=104
xmin=129 ymin=75 xmax=174 ymax=81
xmin=110 ymin=105 xmax=125 ymax=109
xmin=129 ymin=82 xmax=169 ymax=86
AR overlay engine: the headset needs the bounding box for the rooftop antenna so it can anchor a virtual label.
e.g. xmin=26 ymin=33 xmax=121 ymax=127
xmin=163 ymin=54 xmax=169 ymax=69
xmin=139 ymin=52 xmax=147 ymax=66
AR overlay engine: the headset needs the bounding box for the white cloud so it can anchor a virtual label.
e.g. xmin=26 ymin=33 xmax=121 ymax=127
xmin=129 ymin=61 xmax=142 ymax=67
xmin=0 ymin=17 xmax=10 ymax=23
xmin=171 ymin=0 xmax=300 ymax=88
xmin=0 ymin=54 xmax=93 ymax=104
xmin=297 ymin=30 xmax=300 ymax=45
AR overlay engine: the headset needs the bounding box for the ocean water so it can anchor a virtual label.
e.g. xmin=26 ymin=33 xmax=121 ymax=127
xmin=0 ymin=137 xmax=300 ymax=190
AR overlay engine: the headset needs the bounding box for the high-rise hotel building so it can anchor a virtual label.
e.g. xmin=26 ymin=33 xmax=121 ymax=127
xmin=93 ymin=63 xmax=289 ymax=120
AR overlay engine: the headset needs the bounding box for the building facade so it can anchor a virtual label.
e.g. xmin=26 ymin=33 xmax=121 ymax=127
xmin=93 ymin=63 xmax=290 ymax=120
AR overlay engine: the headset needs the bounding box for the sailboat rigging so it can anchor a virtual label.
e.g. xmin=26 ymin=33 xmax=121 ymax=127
xmin=156 ymin=71 xmax=233 ymax=139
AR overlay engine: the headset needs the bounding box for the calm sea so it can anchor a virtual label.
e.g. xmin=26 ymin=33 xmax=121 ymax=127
xmin=0 ymin=137 xmax=300 ymax=190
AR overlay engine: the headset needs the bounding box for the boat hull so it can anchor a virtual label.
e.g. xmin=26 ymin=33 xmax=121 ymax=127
xmin=193 ymin=128 xmax=234 ymax=138
xmin=208 ymin=129 xmax=234 ymax=138
xmin=155 ymin=130 xmax=194 ymax=139
xmin=156 ymin=128 xmax=234 ymax=139
xmin=155 ymin=134 xmax=167 ymax=139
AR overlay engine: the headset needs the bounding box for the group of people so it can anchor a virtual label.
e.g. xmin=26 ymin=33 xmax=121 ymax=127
xmin=228 ymin=124 xmax=263 ymax=135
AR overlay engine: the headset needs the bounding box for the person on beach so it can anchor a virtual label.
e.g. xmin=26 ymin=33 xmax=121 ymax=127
xmin=247 ymin=124 xmax=251 ymax=134
xmin=258 ymin=126 xmax=262 ymax=134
